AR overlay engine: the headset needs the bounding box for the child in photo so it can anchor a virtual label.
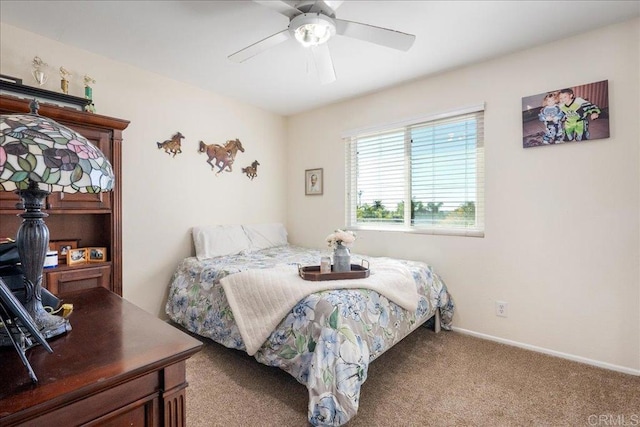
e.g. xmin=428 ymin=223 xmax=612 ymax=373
xmin=558 ymin=88 xmax=601 ymax=141
xmin=538 ymin=92 xmax=565 ymax=144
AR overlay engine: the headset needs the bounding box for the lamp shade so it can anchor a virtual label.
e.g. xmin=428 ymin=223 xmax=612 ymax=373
xmin=0 ymin=103 xmax=114 ymax=193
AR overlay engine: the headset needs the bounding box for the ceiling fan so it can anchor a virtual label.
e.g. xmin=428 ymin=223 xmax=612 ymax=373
xmin=228 ymin=0 xmax=416 ymax=84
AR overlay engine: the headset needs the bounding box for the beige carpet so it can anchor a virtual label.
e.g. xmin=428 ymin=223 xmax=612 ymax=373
xmin=184 ymin=327 xmax=640 ymax=426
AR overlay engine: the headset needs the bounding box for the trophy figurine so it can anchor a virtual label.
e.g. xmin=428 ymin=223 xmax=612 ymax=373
xmin=59 ymin=67 xmax=71 ymax=94
xmin=83 ymin=75 xmax=96 ymax=100
xmin=31 ymin=56 xmax=48 ymax=86
xmin=84 ymin=75 xmax=97 ymax=113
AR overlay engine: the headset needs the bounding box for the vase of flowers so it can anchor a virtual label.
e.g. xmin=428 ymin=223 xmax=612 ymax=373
xmin=326 ymin=229 xmax=356 ymax=273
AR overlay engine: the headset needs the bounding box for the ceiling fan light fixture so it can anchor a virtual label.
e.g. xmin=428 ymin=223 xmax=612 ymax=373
xmin=290 ymin=13 xmax=336 ymax=47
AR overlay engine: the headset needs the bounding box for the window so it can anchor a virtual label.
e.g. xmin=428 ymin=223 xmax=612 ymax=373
xmin=344 ymin=105 xmax=484 ymax=237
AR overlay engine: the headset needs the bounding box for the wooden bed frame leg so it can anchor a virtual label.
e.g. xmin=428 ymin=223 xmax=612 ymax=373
xmin=434 ymin=309 xmax=441 ymax=333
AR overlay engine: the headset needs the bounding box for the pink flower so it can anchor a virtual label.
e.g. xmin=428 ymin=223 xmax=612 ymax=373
xmin=326 ymin=229 xmax=357 ymax=249
xmin=0 ymin=146 xmax=6 ymax=175
xmin=67 ymin=139 xmax=99 ymax=159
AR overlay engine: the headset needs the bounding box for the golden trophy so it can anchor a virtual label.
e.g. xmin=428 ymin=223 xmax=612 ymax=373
xmin=59 ymin=67 xmax=71 ymax=94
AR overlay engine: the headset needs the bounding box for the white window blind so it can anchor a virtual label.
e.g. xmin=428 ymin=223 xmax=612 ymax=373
xmin=345 ymin=107 xmax=484 ymax=236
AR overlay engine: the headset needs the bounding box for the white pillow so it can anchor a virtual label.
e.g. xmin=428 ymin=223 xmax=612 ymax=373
xmin=243 ymin=223 xmax=288 ymax=252
xmin=192 ymin=225 xmax=252 ymax=260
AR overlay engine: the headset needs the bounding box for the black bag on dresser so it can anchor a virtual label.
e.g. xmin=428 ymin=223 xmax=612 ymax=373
xmin=0 ymin=241 xmax=20 ymax=266
xmin=0 ymin=242 xmax=61 ymax=309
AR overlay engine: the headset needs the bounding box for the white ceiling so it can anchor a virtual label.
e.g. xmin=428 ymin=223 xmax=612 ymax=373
xmin=1 ymin=1 xmax=638 ymax=116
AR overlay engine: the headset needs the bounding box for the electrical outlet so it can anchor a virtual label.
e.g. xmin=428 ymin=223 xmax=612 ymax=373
xmin=496 ymin=301 xmax=508 ymax=317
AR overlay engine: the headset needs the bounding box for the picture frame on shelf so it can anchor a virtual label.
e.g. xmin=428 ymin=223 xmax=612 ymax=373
xmin=50 ymin=239 xmax=79 ymax=264
xmin=87 ymin=247 xmax=107 ymax=263
xmin=67 ymin=248 xmax=87 ymax=266
xmin=305 ymin=168 xmax=323 ymax=196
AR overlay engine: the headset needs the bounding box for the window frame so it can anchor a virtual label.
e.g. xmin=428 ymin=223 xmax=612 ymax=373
xmin=344 ymin=104 xmax=485 ymax=237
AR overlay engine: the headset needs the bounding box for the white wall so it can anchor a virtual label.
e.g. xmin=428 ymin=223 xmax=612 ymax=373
xmin=286 ymin=19 xmax=640 ymax=372
xmin=2 ymin=18 xmax=638 ymax=374
xmin=1 ymin=24 xmax=288 ymax=318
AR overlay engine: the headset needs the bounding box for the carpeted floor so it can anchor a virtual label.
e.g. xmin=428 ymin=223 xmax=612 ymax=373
xmin=184 ymin=327 xmax=640 ymax=426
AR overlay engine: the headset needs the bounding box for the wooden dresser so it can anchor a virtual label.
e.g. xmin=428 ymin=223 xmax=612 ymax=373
xmin=0 ymin=288 xmax=203 ymax=426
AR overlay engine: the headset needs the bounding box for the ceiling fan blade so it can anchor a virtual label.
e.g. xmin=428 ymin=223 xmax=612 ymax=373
xmin=253 ymin=0 xmax=301 ymax=19
xmin=307 ymin=1 xmax=324 ymax=14
xmin=310 ymin=43 xmax=336 ymax=84
xmin=323 ymin=1 xmax=345 ymax=12
xmin=334 ymin=18 xmax=416 ymax=51
xmin=228 ymin=29 xmax=291 ymax=63
xmin=304 ymin=1 xmax=343 ymax=16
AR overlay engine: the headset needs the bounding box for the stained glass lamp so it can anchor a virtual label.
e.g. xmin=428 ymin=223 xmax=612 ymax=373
xmin=0 ymin=99 xmax=114 ymax=339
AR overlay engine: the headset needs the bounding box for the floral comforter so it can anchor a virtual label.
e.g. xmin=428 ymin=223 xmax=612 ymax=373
xmin=165 ymin=245 xmax=454 ymax=426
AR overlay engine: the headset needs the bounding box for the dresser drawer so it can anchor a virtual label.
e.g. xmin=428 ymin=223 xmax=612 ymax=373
xmin=45 ymin=264 xmax=111 ymax=295
xmin=0 ymin=288 xmax=202 ymax=427
xmin=19 ymin=372 xmax=161 ymax=427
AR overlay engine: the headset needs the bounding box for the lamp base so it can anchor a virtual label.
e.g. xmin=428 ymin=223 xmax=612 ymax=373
xmin=0 ymin=305 xmax=72 ymax=347
xmin=0 ymin=316 xmax=70 ymax=347
xmin=13 ymin=180 xmax=72 ymax=342
xmin=33 ymin=307 xmax=72 ymax=340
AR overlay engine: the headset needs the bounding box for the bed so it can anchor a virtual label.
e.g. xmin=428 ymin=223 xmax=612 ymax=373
xmin=165 ymin=224 xmax=454 ymax=426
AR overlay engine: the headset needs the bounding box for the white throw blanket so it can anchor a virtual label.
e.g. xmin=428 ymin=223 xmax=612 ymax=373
xmin=220 ymin=259 xmax=420 ymax=355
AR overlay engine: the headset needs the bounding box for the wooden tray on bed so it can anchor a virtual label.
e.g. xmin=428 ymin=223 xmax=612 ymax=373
xmin=298 ymin=261 xmax=370 ymax=281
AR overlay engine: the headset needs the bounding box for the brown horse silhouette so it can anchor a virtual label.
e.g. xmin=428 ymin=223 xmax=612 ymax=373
xmin=242 ymin=160 xmax=260 ymax=180
xmin=198 ymin=138 xmax=245 ymax=174
xmin=157 ymin=132 xmax=184 ymax=157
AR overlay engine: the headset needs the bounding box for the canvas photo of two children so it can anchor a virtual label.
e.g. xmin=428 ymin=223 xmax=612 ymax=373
xmin=521 ymin=80 xmax=609 ymax=148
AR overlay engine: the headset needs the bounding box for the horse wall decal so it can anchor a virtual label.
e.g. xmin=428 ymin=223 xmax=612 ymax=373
xmin=198 ymin=138 xmax=245 ymax=174
xmin=157 ymin=132 xmax=184 ymax=157
xmin=242 ymin=160 xmax=260 ymax=180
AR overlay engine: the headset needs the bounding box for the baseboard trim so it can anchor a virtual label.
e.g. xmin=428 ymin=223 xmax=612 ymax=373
xmin=451 ymin=327 xmax=640 ymax=376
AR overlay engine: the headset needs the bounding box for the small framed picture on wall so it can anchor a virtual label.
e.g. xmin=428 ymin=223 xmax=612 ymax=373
xmin=305 ymin=168 xmax=323 ymax=196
